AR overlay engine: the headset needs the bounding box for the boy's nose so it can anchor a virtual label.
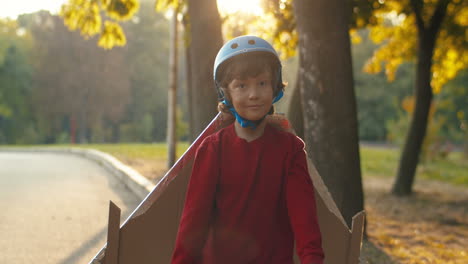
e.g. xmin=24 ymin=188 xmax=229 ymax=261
xmin=248 ymin=88 xmax=259 ymax=99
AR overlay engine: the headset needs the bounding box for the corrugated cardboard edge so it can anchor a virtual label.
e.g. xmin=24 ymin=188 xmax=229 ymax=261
xmin=88 ymin=114 xmax=226 ymax=264
xmin=306 ymin=158 xmax=348 ymax=227
xmin=347 ymin=211 xmax=366 ymax=263
xmin=87 ymin=113 xmax=365 ymax=264
xmin=104 ymin=201 xmax=121 ymax=264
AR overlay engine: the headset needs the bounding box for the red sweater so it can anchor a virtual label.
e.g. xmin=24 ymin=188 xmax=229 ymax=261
xmin=171 ymin=124 xmax=324 ymax=264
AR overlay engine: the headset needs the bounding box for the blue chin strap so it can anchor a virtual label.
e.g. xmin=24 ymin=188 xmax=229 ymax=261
xmin=222 ymin=90 xmax=284 ymax=130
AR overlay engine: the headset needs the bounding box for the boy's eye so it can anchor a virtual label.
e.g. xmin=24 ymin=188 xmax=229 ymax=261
xmin=238 ymin=83 xmax=245 ymax=89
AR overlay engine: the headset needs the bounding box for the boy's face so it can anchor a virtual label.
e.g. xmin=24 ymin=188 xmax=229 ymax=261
xmin=226 ymin=71 xmax=274 ymax=121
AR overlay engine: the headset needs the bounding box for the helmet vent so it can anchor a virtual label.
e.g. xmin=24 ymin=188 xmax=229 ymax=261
xmin=248 ymin=39 xmax=256 ymax=45
xmin=231 ymin=43 xmax=239 ymax=49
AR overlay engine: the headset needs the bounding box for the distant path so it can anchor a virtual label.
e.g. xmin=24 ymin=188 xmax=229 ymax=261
xmin=0 ymin=152 xmax=141 ymax=264
xmin=359 ymin=141 xmax=398 ymax=149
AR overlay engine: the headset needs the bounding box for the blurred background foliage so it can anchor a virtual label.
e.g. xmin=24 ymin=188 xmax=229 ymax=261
xmin=0 ymin=1 xmax=184 ymax=144
xmin=0 ymin=0 xmax=466 ymax=162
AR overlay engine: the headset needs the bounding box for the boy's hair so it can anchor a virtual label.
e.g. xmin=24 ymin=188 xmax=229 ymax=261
xmin=217 ymin=51 xmax=282 ymax=91
xmin=217 ymin=51 xmax=285 ymax=116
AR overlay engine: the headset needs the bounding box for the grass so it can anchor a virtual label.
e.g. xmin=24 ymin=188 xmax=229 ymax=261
xmin=74 ymin=143 xmax=191 ymax=182
xmin=2 ymin=143 xmax=189 ymax=160
xmin=1 ymin=143 xmax=189 ymax=159
xmin=418 ymin=152 xmax=468 ymax=186
xmin=4 ymin=143 xmax=467 ymax=186
xmin=360 ymin=147 xmax=400 ymax=178
xmin=360 ymin=146 xmax=468 ymax=187
xmin=1 ymin=143 xmax=189 ymax=182
xmin=74 ymin=143 xmax=190 ymax=160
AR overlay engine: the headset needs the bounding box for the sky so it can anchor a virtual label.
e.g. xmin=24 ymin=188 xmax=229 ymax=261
xmin=0 ymin=0 xmax=264 ymax=19
xmin=1 ymin=0 xmax=66 ymax=19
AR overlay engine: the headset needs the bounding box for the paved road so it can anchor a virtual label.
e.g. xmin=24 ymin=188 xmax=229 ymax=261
xmin=0 ymin=152 xmax=141 ymax=264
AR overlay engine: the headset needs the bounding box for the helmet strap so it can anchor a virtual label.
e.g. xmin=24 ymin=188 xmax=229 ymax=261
xmin=273 ymin=90 xmax=284 ymax=104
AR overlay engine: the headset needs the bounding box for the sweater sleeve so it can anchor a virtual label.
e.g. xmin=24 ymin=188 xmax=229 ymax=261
xmin=171 ymin=138 xmax=219 ymax=264
xmin=286 ymin=137 xmax=325 ymax=264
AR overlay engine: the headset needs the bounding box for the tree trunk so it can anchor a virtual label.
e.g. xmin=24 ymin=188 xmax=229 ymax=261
xmin=293 ymin=0 xmax=364 ymax=227
xmin=185 ymin=37 xmax=194 ymax=143
xmin=392 ymin=37 xmax=433 ymax=195
xmin=78 ymin=93 xmax=89 ymax=144
xmin=70 ymin=114 xmax=76 ymax=144
xmin=392 ymin=0 xmax=449 ymax=196
xmin=111 ymin=122 xmax=120 ymax=143
xmin=186 ymin=0 xmax=223 ymax=139
xmin=78 ymin=108 xmax=88 ymax=144
xmin=167 ymin=8 xmax=179 ymax=168
xmin=287 ymin=71 xmax=304 ymax=140
xmin=181 ymin=14 xmax=194 ymax=143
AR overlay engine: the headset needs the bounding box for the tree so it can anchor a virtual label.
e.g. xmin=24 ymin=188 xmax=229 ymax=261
xmin=29 ymin=12 xmax=131 ymax=143
xmin=293 ymin=0 xmax=364 ymax=226
xmin=167 ymin=6 xmax=179 ymax=168
xmin=60 ymin=0 xmax=139 ymax=49
xmin=56 ymin=1 xmax=366 ymax=223
xmin=120 ymin=3 xmax=170 ymax=142
xmin=363 ymin=0 xmax=467 ymax=195
xmin=0 ymin=19 xmax=35 ymax=144
xmin=158 ymin=0 xmax=224 ymax=140
xmin=63 ymin=0 xmax=223 ymax=140
xmin=352 ymin=29 xmax=415 ymax=141
xmin=185 ymin=0 xmax=223 ymax=138
xmin=436 ymin=70 xmax=468 ymax=145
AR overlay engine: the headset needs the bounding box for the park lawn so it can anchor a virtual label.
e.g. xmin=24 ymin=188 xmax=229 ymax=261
xmin=3 ymin=143 xmax=188 ymax=182
xmin=7 ymin=143 xmax=466 ymax=186
xmin=51 ymin=143 xmax=466 ymax=187
xmin=74 ymin=143 xmax=190 ymax=182
xmin=69 ymin=143 xmax=190 ymax=160
xmin=360 ymin=146 xmax=468 ymax=187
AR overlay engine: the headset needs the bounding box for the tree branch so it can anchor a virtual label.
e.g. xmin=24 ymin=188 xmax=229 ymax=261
xmin=428 ymin=0 xmax=451 ymax=34
xmin=410 ymin=0 xmax=425 ymax=31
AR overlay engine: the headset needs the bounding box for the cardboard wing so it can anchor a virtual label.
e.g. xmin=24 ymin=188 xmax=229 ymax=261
xmin=89 ymin=113 xmax=365 ymax=264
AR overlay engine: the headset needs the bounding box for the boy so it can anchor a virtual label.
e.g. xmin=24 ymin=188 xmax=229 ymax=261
xmin=171 ymin=35 xmax=324 ymax=264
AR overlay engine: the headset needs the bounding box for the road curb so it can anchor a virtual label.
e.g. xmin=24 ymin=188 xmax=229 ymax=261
xmin=0 ymin=147 xmax=154 ymax=200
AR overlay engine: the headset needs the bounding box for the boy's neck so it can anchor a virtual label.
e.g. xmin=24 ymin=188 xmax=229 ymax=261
xmin=233 ymin=119 xmax=267 ymax=142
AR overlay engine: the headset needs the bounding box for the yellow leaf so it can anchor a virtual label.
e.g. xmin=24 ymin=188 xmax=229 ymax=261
xmin=104 ymin=0 xmax=139 ymax=21
xmin=402 ymin=96 xmax=415 ymax=113
xmin=369 ymin=24 xmax=391 ymax=44
xmin=350 ymin=29 xmax=362 ymax=44
xmin=98 ymin=21 xmax=126 ymax=49
xmin=363 ymin=57 xmax=382 ymax=74
xmin=454 ymin=6 xmax=468 ymax=26
xmin=357 ymin=18 xmax=366 ymax=28
xmin=60 ymin=0 xmax=102 ymax=36
xmin=156 ymin=0 xmax=177 ymax=12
